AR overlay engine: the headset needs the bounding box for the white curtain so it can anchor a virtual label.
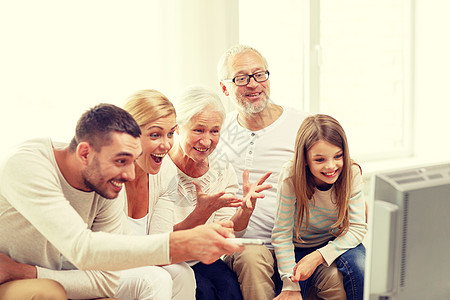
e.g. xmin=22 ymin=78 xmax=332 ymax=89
xmin=0 ymin=0 xmax=238 ymax=148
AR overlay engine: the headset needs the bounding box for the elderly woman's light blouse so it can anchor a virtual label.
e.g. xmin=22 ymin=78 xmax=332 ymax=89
xmin=148 ymin=153 xmax=241 ymax=236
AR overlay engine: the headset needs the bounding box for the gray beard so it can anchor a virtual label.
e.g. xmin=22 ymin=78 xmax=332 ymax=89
xmin=241 ymin=97 xmax=268 ymax=114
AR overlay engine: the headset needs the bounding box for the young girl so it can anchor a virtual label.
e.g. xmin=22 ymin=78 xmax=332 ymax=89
xmin=272 ymin=114 xmax=367 ymax=300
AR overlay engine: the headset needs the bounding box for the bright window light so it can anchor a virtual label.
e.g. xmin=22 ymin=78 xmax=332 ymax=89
xmin=239 ymin=0 xmax=413 ymax=162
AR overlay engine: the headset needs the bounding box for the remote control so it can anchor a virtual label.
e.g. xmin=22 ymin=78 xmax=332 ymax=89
xmin=226 ymin=238 xmax=265 ymax=245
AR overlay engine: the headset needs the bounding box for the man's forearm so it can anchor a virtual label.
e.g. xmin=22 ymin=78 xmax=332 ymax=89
xmin=169 ymin=222 xmax=243 ymax=265
xmin=9 ymin=261 xmax=37 ymax=280
xmin=0 ymin=253 xmax=37 ymax=284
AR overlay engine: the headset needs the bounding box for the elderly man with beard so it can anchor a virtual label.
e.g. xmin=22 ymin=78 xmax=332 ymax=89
xmin=214 ymin=45 xmax=347 ymax=300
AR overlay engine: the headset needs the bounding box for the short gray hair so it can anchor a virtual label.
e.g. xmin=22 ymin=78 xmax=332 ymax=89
xmin=175 ymin=85 xmax=226 ymax=127
xmin=217 ymin=44 xmax=269 ymax=81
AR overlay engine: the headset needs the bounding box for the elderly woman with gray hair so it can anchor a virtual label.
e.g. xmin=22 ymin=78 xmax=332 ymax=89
xmin=150 ymin=85 xmax=271 ymax=300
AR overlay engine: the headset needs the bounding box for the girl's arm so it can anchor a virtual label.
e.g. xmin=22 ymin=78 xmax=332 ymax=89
xmin=271 ymin=162 xmax=301 ymax=292
xmin=318 ymin=165 xmax=368 ymax=266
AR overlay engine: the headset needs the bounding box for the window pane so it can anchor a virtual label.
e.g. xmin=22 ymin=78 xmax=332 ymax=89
xmin=319 ymin=0 xmax=411 ymax=161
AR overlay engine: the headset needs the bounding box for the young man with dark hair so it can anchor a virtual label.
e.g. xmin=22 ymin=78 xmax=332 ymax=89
xmin=0 ymin=103 xmax=241 ymax=299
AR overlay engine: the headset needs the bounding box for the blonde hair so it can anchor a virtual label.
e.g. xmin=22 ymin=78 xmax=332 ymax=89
xmin=123 ymin=89 xmax=176 ymax=127
xmin=291 ymin=114 xmax=359 ymax=239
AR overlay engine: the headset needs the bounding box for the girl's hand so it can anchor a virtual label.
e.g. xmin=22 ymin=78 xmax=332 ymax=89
xmin=291 ymin=250 xmax=325 ymax=282
xmin=273 ymin=290 xmax=303 ymax=300
xmin=193 ymin=182 xmax=243 ymax=215
xmin=241 ymin=170 xmax=272 ymax=212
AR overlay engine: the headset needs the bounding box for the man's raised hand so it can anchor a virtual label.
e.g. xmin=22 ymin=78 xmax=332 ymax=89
xmin=242 ymin=170 xmax=272 ymax=211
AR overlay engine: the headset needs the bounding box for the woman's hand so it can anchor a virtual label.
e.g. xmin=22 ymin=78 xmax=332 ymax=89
xmin=174 ymin=183 xmax=243 ymax=231
xmin=273 ymin=290 xmax=303 ymax=300
xmin=193 ymin=182 xmax=243 ymax=216
xmin=291 ymin=250 xmax=325 ymax=282
xmin=241 ymin=170 xmax=272 ymax=212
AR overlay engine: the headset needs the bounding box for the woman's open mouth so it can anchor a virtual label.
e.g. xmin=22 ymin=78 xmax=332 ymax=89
xmin=151 ymin=153 xmax=166 ymax=163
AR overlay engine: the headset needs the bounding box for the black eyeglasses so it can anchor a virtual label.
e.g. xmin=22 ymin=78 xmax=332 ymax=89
xmin=223 ymin=71 xmax=270 ymax=86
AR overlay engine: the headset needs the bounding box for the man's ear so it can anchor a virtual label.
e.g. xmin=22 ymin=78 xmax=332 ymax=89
xmin=220 ymin=82 xmax=229 ymax=96
xmin=76 ymin=142 xmax=91 ymax=165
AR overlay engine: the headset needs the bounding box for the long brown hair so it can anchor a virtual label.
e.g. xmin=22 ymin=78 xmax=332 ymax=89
xmin=292 ymin=114 xmax=354 ymax=239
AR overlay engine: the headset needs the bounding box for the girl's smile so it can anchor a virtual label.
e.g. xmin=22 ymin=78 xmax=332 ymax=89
xmin=307 ymin=140 xmax=344 ymax=186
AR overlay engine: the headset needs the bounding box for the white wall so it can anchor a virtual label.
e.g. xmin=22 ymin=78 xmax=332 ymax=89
xmin=159 ymin=0 xmax=238 ymax=100
xmin=413 ymin=0 xmax=450 ymax=160
xmin=0 ymin=0 xmax=238 ymax=149
xmin=0 ymin=1 xmax=162 ymax=146
xmin=238 ymin=0 xmax=305 ymax=110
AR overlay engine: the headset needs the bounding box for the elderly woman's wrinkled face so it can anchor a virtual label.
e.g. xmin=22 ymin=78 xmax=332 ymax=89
xmin=178 ymin=109 xmax=223 ymax=163
xmin=137 ymin=114 xmax=177 ymax=174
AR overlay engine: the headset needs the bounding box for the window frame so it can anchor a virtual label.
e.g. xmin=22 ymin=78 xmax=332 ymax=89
xmin=303 ymin=0 xmax=415 ymax=162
